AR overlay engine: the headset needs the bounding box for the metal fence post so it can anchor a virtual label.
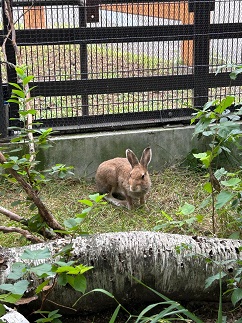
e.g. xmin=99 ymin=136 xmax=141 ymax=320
xmin=189 ymin=0 xmax=215 ymax=108
xmin=79 ymin=0 xmax=89 ymax=116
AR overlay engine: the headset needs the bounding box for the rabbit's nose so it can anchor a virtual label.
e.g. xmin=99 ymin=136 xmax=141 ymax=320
xmin=130 ymin=185 xmax=140 ymax=192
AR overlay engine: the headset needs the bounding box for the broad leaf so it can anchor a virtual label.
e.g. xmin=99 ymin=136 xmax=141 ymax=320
xmin=67 ymin=274 xmax=86 ymax=293
xmin=0 ymin=293 xmax=22 ymax=304
xmin=221 ymin=178 xmax=241 ymax=187
xmin=11 ymin=89 xmax=25 ymax=98
xmin=193 ymin=152 xmax=211 ymax=168
xmin=0 ymin=280 xmax=29 ymax=295
xmin=231 ymin=288 xmax=242 ymax=306
xmin=36 ymin=280 xmax=50 ymax=294
xmin=214 ymin=96 xmax=235 ymax=114
xmin=179 ymin=203 xmax=195 ymax=215
xmin=78 ymin=199 xmax=93 ymax=207
xmin=22 ymin=75 xmax=34 ymax=85
xmin=0 ymin=304 xmax=6 ymax=317
xmin=7 ymin=262 xmax=26 ymax=280
xmin=205 ymin=272 xmax=227 ymax=289
xmin=21 ymin=248 xmax=51 ymax=260
xmin=30 ymin=263 xmax=53 ymax=277
xmin=73 ymin=275 xmax=87 ymax=293
xmin=215 ymin=191 xmax=236 ymax=209
xmin=203 ymin=182 xmax=212 ymax=193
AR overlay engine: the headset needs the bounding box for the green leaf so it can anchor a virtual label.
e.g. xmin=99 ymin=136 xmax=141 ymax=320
xmin=9 ymin=82 xmax=23 ymax=90
xmin=11 ymin=89 xmax=25 ymax=98
xmin=160 ymin=210 xmax=173 ymax=221
xmin=205 ymin=272 xmax=227 ymax=289
xmin=193 ymin=119 xmax=213 ymax=136
xmin=214 ymin=96 xmax=235 ymax=114
xmin=0 ymin=293 xmax=22 ymax=304
xmin=64 ymin=218 xmax=78 ymax=229
xmin=214 ymin=168 xmax=227 ymax=180
xmin=230 ymin=68 xmax=242 ymax=80
xmin=229 ymin=232 xmax=240 ymax=240
xmin=78 ymin=199 xmax=93 ymax=207
xmin=231 ymin=288 xmax=242 ymax=306
xmin=0 ymin=304 xmax=6 ymax=317
xmin=221 ymin=178 xmax=241 ymax=187
xmin=30 ymin=263 xmax=53 ymax=277
xmin=203 ymin=182 xmax=212 ymax=193
xmin=215 ymin=191 xmax=236 ymax=209
xmin=0 ymin=280 xmax=29 ymax=295
xmin=89 ymin=193 xmax=105 ymax=203
xmin=21 ymin=248 xmax=51 ymax=260
xmin=36 ymin=280 xmax=50 ymax=294
xmin=7 ymin=262 xmax=26 ymax=280
xmin=55 ymin=244 xmax=73 ymax=257
xmin=7 ymin=99 xmax=20 ymax=104
xmin=67 ymin=274 xmax=86 ymax=293
xmin=58 ymin=273 xmax=68 ymax=286
xmin=109 ymin=304 xmax=121 ymax=323
xmin=73 ymin=275 xmax=87 ymax=293
xmin=22 ymin=75 xmax=34 ymax=85
xmin=55 ymin=264 xmax=93 ymax=275
xmin=193 ymin=152 xmax=211 ymax=168
xmin=89 ymin=288 xmax=115 ymax=299
xmin=179 ymin=203 xmax=195 ymax=215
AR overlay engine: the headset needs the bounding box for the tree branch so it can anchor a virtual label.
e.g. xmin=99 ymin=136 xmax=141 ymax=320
xmin=0 ymin=226 xmax=44 ymax=243
xmin=0 ymin=206 xmax=28 ymax=225
xmin=0 ymin=151 xmax=64 ymax=232
xmin=3 ymin=0 xmax=35 ymax=161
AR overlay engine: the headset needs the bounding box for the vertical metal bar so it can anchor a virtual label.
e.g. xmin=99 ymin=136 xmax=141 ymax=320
xmin=79 ymin=1 xmax=89 ymax=116
xmin=189 ymin=0 xmax=215 ymax=108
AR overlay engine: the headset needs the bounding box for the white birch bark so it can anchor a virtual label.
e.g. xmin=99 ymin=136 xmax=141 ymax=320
xmin=1 ymin=306 xmax=30 ymax=323
xmin=0 ymin=231 xmax=241 ymax=314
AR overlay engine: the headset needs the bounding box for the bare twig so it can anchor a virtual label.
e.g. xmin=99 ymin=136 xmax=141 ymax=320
xmin=0 ymin=206 xmax=28 ymax=225
xmin=0 ymin=226 xmax=44 ymax=243
xmin=0 ymin=205 xmax=61 ymax=241
xmin=3 ymin=0 xmax=35 ymax=161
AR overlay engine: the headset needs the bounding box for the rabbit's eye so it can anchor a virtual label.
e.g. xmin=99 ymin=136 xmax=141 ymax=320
xmin=141 ymin=174 xmax=145 ymax=179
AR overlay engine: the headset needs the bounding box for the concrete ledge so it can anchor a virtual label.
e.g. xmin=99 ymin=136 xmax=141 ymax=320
xmin=40 ymin=125 xmax=200 ymax=178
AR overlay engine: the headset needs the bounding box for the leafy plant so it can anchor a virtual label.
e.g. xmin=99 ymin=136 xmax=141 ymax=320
xmin=190 ymin=95 xmax=242 ymax=234
xmin=76 ymin=279 xmax=203 ymax=323
xmin=154 ymin=202 xmax=203 ymax=234
xmin=0 ymin=245 xmax=93 ymax=322
xmin=0 ymin=66 xmax=76 ymax=242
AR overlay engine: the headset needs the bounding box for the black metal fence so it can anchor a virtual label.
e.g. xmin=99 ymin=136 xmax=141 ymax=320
xmin=0 ymin=0 xmax=242 ymax=137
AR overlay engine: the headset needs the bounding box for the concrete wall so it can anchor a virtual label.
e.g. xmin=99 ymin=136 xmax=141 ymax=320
xmin=39 ymin=125 xmax=200 ymax=178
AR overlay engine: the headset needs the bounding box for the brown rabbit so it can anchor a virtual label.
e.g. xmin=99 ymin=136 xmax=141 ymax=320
xmin=95 ymin=147 xmax=152 ymax=209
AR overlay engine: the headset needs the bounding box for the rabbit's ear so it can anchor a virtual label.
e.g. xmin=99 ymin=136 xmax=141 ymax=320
xmin=126 ymin=149 xmax=139 ymax=168
xmin=140 ymin=147 xmax=152 ymax=168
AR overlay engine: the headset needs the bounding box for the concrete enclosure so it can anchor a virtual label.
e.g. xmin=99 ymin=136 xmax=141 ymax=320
xmin=40 ymin=125 xmax=200 ymax=178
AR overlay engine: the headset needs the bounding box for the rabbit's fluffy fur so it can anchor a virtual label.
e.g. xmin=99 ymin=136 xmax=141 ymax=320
xmin=95 ymin=147 xmax=152 ymax=209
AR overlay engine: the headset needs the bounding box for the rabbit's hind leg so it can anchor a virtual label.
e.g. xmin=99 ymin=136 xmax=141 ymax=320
xmin=104 ymin=192 xmax=131 ymax=209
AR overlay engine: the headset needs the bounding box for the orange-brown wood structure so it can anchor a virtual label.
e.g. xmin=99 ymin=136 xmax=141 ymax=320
xmin=104 ymin=2 xmax=194 ymax=66
xmin=24 ymin=6 xmax=46 ymax=29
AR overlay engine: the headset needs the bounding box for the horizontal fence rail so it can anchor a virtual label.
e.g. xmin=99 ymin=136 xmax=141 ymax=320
xmin=0 ymin=0 xmax=242 ymax=137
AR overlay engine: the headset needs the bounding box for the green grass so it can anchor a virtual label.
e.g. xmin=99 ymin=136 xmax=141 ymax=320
xmin=1 ymin=166 xmax=240 ymax=248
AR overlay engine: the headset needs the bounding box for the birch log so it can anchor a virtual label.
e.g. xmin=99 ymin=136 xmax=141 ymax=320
xmin=0 ymin=231 xmax=241 ymax=315
xmin=1 ymin=306 xmax=30 ymax=323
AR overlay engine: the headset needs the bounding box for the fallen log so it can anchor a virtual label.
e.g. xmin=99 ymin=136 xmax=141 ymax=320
xmin=0 ymin=231 xmax=241 ymax=315
xmin=0 ymin=305 xmax=30 ymax=323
